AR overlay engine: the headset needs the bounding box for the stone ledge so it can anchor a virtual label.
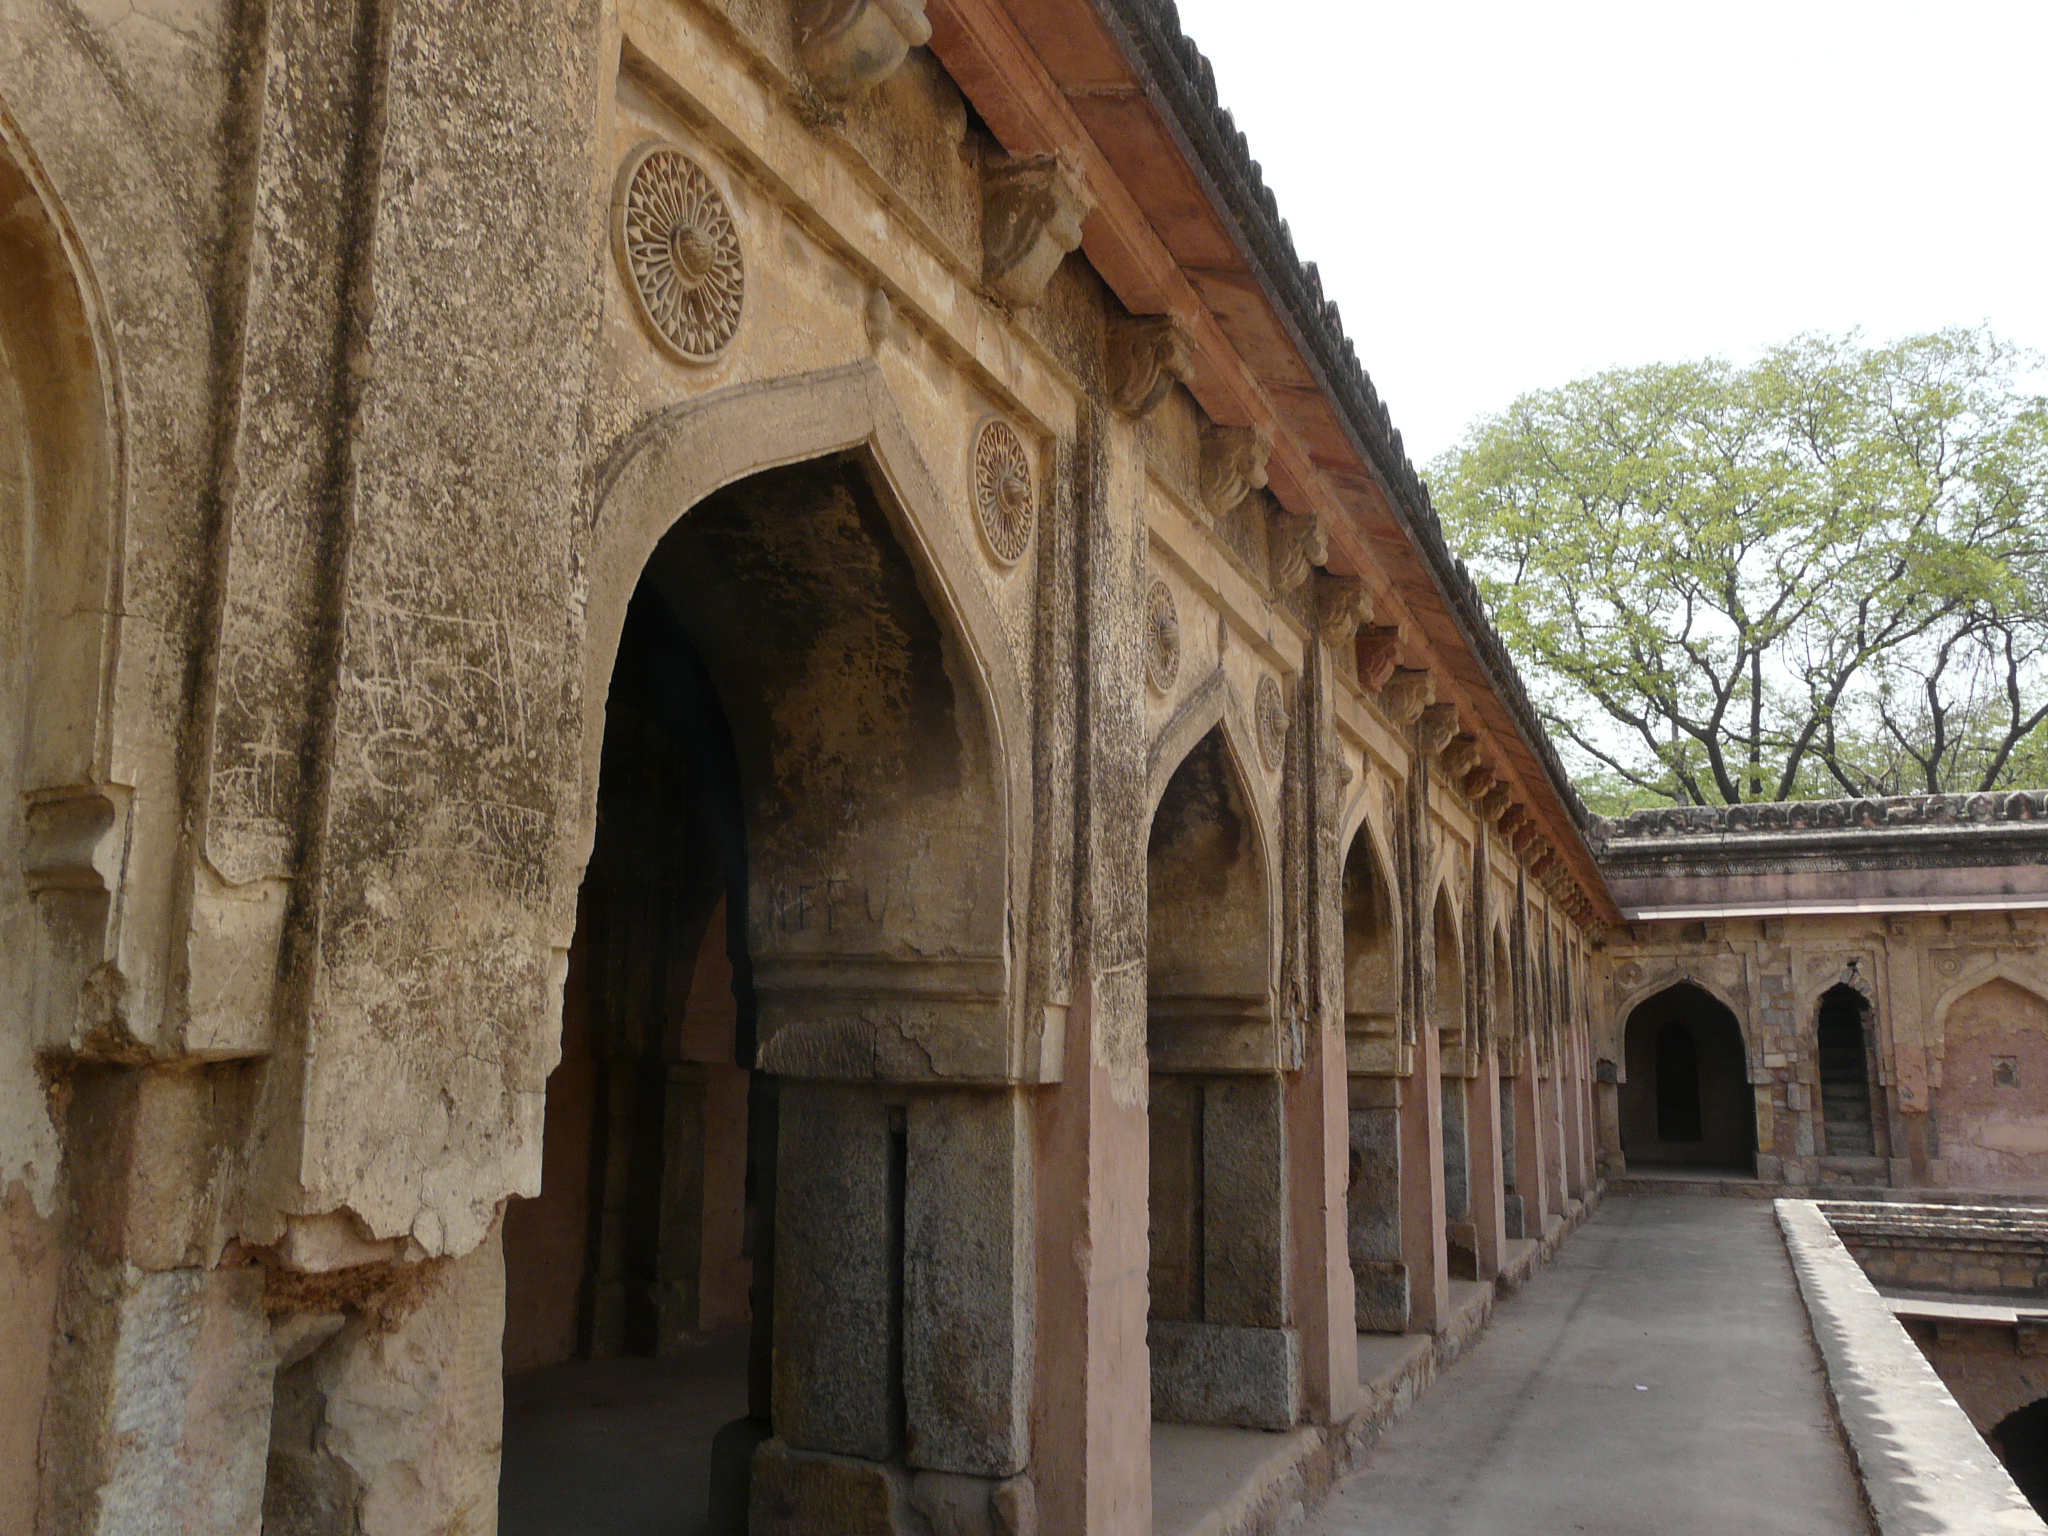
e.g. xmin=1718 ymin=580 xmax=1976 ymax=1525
xmin=1776 ymin=1198 xmax=2047 ymax=1536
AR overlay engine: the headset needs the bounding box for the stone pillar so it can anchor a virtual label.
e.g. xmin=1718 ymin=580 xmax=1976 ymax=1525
xmin=1541 ymin=1056 xmax=1569 ymax=1218
xmin=37 ymin=1063 xmax=276 ymax=1536
xmin=904 ymin=1089 xmax=1032 ymax=1479
xmin=1288 ymin=621 xmax=1359 ymax=1423
xmin=1562 ymin=1038 xmax=1589 ymax=1199
xmin=1034 ymin=973 xmax=1150 ymax=1536
xmin=1347 ymin=1076 xmax=1407 ymax=1329
xmin=1464 ymin=1050 xmax=1506 ymax=1280
xmin=1288 ymin=1013 xmax=1360 ymax=1422
xmin=1397 ymin=1043 xmax=1449 ymax=1332
xmin=265 ymin=1228 xmax=506 ymax=1536
xmin=1030 ymin=399 xmax=1151 ymax=1536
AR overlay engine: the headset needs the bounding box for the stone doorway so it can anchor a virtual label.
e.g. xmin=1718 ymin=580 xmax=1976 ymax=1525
xmin=1815 ymin=984 xmax=1884 ymax=1162
xmin=1618 ymin=984 xmax=1755 ymax=1172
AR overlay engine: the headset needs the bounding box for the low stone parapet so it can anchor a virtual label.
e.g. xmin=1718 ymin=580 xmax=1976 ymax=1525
xmin=1778 ymin=1198 xmax=2047 ymax=1534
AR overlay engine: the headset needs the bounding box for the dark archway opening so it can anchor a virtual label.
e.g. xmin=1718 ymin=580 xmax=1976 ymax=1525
xmin=1655 ymin=1020 xmax=1702 ymax=1142
xmin=1816 ymin=984 xmax=1882 ymax=1160
xmin=1341 ymin=829 xmax=1406 ymax=1333
xmin=498 ymin=587 xmax=758 ymax=1536
xmin=1619 ymin=984 xmax=1755 ymax=1172
xmin=1992 ymin=1398 xmax=2048 ymax=1518
xmin=498 ymin=450 xmax=998 ymax=1534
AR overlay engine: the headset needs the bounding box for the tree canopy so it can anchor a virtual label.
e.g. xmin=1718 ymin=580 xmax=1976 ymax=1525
xmin=1431 ymin=329 xmax=2048 ymax=812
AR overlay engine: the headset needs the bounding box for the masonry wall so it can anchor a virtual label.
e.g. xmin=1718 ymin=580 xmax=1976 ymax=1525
xmin=1595 ymin=806 xmax=2048 ymax=1193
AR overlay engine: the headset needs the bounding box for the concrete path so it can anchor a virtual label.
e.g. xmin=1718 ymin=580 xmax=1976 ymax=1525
xmin=1306 ymin=1195 xmax=1871 ymax=1536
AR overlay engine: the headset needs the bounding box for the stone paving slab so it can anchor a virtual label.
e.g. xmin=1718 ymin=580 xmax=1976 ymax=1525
xmin=1304 ymin=1195 xmax=1871 ymax=1536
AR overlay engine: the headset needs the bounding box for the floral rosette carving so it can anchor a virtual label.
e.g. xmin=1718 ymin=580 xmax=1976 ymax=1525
xmin=1256 ymin=673 xmax=1289 ymax=770
xmin=973 ymin=417 xmax=1034 ymax=565
xmin=1145 ymin=579 xmax=1180 ymax=693
xmin=614 ymin=143 xmax=745 ymax=363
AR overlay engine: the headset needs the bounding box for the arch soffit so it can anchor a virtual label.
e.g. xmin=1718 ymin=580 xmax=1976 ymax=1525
xmin=578 ymin=360 xmax=1029 ymax=921
xmin=0 ymin=94 xmax=126 ymax=789
xmin=1927 ymin=959 xmax=2048 ymax=1057
xmin=1143 ymin=666 xmax=1282 ymax=894
xmin=1613 ymin=972 xmax=1757 ymax=1062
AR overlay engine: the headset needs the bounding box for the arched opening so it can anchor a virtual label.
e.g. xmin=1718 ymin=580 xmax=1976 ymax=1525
xmin=0 ymin=136 xmax=116 ymax=1515
xmin=1937 ymin=978 xmax=2048 ymax=1193
xmin=1341 ymin=825 xmax=1405 ymax=1332
xmin=1433 ymin=889 xmax=1475 ymax=1278
xmin=1991 ymin=1398 xmax=2048 ymax=1518
xmin=1619 ymin=984 xmax=1755 ymax=1172
xmin=1146 ymin=722 xmax=1295 ymax=1428
xmin=1815 ymin=984 xmax=1882 ymax=1161
xmin=498 ymin=450 xmax=1008 ymax=1531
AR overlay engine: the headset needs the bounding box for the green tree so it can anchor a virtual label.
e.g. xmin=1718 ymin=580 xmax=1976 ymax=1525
xmin=1431 ymin=329 xmax=2048 ymax=810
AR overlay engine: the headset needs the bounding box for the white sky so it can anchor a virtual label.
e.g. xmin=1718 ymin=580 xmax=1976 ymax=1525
xmin=1168 ymin=0 xmax=2048 ymax=466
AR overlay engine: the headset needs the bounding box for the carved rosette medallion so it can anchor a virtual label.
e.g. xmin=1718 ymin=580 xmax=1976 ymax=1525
xmin=1145 ymin=579 xmax=1180 ymax=694
xmin=973 ymin=417 xmax=1034 ymax=565
xmin=614 ymin=144 xmax=745 ymax=363
xmin=1256 ymin=674 xmax=1289 ymax=770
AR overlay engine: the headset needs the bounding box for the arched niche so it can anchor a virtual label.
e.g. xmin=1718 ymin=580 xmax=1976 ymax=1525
xmin=1338 ymin=819 xmax=1400 ymax=1074
xmin=1430 ymin=884 xmax=1466 ymax=1058
xmin=1617 ymin=982 xmax=1755 ymax=1172
xmin=1489 ymin=923 xmax=1514 ymax=1056
xmin=581 ymin=364 xmax=1026 ymax=1085
xmin=1 ymin=133 xmax=124 ymax=1061
xmin=1814 ymin=982 xmax=1885 ymax=1162
xmin=0 ymin=126 xmax=119 ymax=1536
xmin=1933 ymin=976 xmax=2048 ymax=1193
xmin=1146 ymin=719 xmax=1278 ymax=1073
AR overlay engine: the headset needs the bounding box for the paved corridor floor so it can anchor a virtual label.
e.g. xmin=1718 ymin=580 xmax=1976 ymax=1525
xmin=1309 ymin=1195 xmax=1871 ymax=1536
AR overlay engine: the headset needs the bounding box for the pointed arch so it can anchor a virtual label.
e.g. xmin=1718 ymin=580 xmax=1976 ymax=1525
xmin=582 ymin=363 xmax=1031 ymax=1082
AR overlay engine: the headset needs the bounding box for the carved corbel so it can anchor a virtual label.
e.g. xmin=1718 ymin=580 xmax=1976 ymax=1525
xmin=1381 ymin=666 xmax=1434 ymax=726
xmin=1477 ymin=781 xmax=1514 ymax=822
xmin=1462 ymin=763 xmax=1496 ymax=800
xmin=983 ymin=154 xmax=1092 ymax=309
xmin=1416 ymin=702 xmax=1460 ymax=757
xmin=793 ymin=0 xmax=932 ymax=100
xmin=1199 ymin=423 xmax=1270 ymax=520
xmin=1441 ymin=733 xmax=1482 ymax=781
xmin=1108 ymin=313 xmax=1193 ymax=416
xmin=1511 ymin=823 xmax=1540 ymax=856
xmin=1268 ymin=513 xmax=1327 ymax=596
xmin=1315 ymin=573 xmax=1374 ymax=651
xmin=1355 ymin=625 xmax=1402 ymax=691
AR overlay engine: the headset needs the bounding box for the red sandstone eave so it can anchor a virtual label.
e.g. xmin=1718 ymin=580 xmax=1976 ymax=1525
xmin=925 ymin=0 xmax=1618 ymax=920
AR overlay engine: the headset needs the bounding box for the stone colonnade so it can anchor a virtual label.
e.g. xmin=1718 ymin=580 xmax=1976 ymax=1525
xmin=0 ymin=1 xmax=1606 ymax=1531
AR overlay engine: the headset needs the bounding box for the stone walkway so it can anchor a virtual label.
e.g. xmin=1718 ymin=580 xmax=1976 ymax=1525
xmin=1305 ymin=1195 xmax=1871 ymax=1536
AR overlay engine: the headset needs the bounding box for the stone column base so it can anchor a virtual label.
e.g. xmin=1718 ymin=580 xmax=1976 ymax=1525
xmin=750 ymin=1441 xmax=1035 ymax=1536
xmin=1353 ymin=1261 xmax=1409 ymax=1332
xmin=1148 ymin=1320 xmax=1301 ymax=1430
